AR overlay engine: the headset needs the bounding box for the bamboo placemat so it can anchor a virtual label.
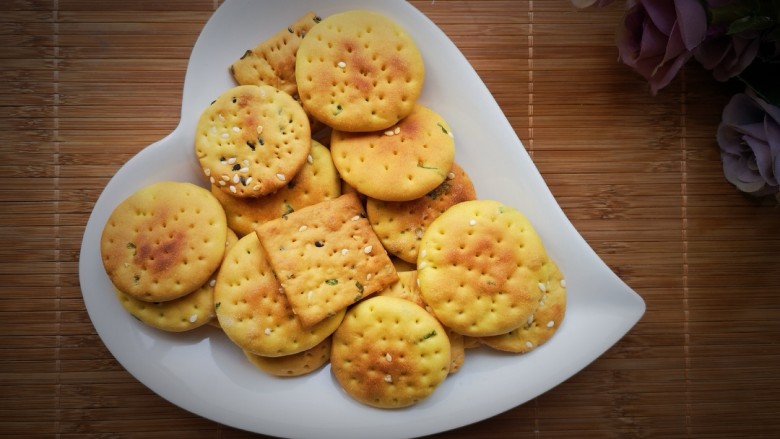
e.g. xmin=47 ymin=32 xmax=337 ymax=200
xmin=2 ymin=0 xmax=779 ymax=437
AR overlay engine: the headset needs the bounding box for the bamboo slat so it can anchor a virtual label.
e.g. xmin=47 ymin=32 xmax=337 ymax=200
xmin=1 ymin=0 xmax=779 ymax=438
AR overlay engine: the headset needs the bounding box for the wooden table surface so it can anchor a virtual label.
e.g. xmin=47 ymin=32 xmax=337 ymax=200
xmin=2 ymin=1 xmax=779 ymax=438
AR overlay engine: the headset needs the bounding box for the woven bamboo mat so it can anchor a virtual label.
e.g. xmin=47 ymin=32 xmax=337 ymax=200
xmin=2 ymin=0 xmax=779 ymax=437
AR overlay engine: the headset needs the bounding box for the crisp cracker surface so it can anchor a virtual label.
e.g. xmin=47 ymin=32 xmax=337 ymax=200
xmin=114 ymin=228 xmax=238 ymax=331
xmin=100 ymin=181 xmax=227 ymax=302
xmin=331 ymin=104 xmax=455 ymax=202
xmin=210 ymin=140 xmax=340 ymax=236
xmin=214 ymin=233 xmax=344 ymax=357
xmin=295 ymin=10 xmax=424 ymax=132
xmin=195 ymin=84 xmax=311 ymax=198
xmin=331 ymin=296 xmax=451 ymax=408
xmin=367 ymin=162 xmax=476 ymax=262
xmin=417 ymin=200 xmax=548 ymax=337
xmin=255 ymin=193 xmax=398 ymax=327
xmin=481 ymin=258 xmax=567 ymax=353
xmin=231 ymin=11 xmax=321 ymax=98
xmin=244 ymin=336 xmax=331 ymax=377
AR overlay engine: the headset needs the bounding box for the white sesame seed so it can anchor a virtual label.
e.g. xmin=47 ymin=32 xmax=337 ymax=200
xmin=218 ymin=181 xmax=226 ymax=186
xmin=351 ymin=215 xmax=360 ymax=221
xmin=341 ymin=248 xmax=349 ymax=255
xmin=385 ymin=353 xmax=392 ymax=362
xmin=221 ymin=174 xmax=230 ymax=181
xmin=560 ymin=279 xmax=567 ymax=288
xmin=547 ymin=320 xmax=555 ymax=328
xmin=203 ymin=168 xmax=211 ymax=176
xmin=538 ymin=282 xmax=547 ymax=293
xmin=217 ymin=113 xmax=225 ymax=121
xmin=366 ymin=273 xmax=372 ymax=281
xmin=418 ymin=261 xmax=427 ymax=270
xmin=232 ymin=126 xmax=241 ymax=133
xmin=447 ymin=172 xmax=455 ymax=180
xmin=298 ymin=225 xmax=308 ymax=232
xmin=393 ymin=126 xmax=400 ymax=135
xmin=276 ymin=173 xmax=286 ymax=181
xmin=337 ymin=60 xmax=346 ymax=68
xmin=415 ymin=228 xmax=424 ymax=238
xmin=257 ymin=125 xmax=264 ymax=134
xmin=363 ymin=245 xmax=372 ymax=254
xmin=384 ymin=129 xmax=394 ymax=136
xmin=264 ymin=328 xmax=272 ymax=335
xmin=420 ymin=249 xmax=427 ymax=258
xmin=189 ymin=314 xmax=198 ymax=323
xmin=210 ymin=126 xmax=217 ymax=134
xmin=228 ymin=157 xmax=237 ymax=164
xmin=252 ymin=184 xmax=261 ymax=191
xmin=307 ymin=291 xmax=313 ymax=301
xmin=384 ymin=374 xmax=392 ymax=383
xmin=221 ymin=132 xmax=230 ymax=139
xmin=209 ymin=177 xmax=215 ymax=184
xmin=209 ymin=279 xmax=216 ymax=287
xmin=469 ymin=219 xmax=477 ymax=226
xmin=240 ymin=167 xmax=249 ymax=173
xmin=527 ymin=314 xmax=535 ymax=325
xmin=525 ymin=341 xmax=533 ymax=348
xmin=233 ymin=174 xmax=240 ymax=183
xmin=245 ymin=176 xmax=253 ymax=186
xmin=307 ymin=154 xmax=313 ymax=164
xmin=229 ymin=185 xmax=237 ymax=193
xmin=416 ymin=278 xmax=420 ymax=288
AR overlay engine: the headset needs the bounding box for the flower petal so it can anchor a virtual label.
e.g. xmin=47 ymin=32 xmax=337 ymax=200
xmin=642 ymin=0 xmax=676 ymax=36
xmin=673 ymin=0 xmax=707 ymax=50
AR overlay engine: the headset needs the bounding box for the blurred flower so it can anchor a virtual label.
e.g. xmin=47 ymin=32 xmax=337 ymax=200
xmin=616 ymin=0 xmax=708 ymax=95
xmin=694 ymin=29 xmax=761 ymax=81
xmin=717 ymin=90 xmax=780 ymax=197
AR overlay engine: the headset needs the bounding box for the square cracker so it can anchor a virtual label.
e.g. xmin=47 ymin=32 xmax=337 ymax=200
xmin=255 ymin=193 xmax=398 ymax=327
xmin=230 ymin=11 xmax=320 ymax=98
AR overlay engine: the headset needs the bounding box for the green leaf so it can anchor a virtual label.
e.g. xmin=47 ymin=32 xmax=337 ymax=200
xmin=728 ymin=15 xmax=774 ymax=35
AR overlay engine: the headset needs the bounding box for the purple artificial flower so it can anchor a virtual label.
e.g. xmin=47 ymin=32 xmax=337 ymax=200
xmin=718 ymin=90 xmax=780 ymax=197
xmin=617 ymin=0 xmax=708 ymax=94
xmin=694 ymin=27 xmax=761 ymax=82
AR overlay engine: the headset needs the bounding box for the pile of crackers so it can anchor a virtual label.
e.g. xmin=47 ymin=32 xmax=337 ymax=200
xmin=99 ymin=9 xmax=566 ymax=409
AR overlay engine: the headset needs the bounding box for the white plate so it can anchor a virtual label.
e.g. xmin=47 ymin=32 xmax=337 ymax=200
xmin=79 ymin=1 xmax=646 ymax=438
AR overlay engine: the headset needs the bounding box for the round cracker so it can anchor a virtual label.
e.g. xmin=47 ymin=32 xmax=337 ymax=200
xmin=331 ymin=104 xmax=455 ymax=201
xmin=100 ymin=181 xmax=228 ymax=302
xmin=195 ymin=84 xmax=311 ymax=198
xmin=114 ymin=228 xmax=239 ymax=331
xmin=481 ymin=258 xmax=567 ymax=353
xmin=214 ymin=232 xmax=344 ymax=357
xmin=416 ymin=200 xmax=548 ymax=337
xmin=331 ymin=296 xmax=451 ymax=409
xmin=210 ymin=140 xmax=340 ymax=236
xmin=244 ymin=336 xmax=331 ymax=377
xmin=295 ymin=10 xmax=424 ymax=132
xmin=367 ymin=162 xmax=476 ymax=262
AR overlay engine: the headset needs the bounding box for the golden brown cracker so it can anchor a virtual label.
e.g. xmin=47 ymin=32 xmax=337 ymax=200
xmin=295 ymin=10 xmax=425 ymax=132
xmin=417 ymin=200 xmax=549 ymax=337
xmin=255 ymin=193 xmax=398 ymax=327
xmin=100 ymin=181 xmax=228 ymax=302
xmin=230 ymin=12 xmax=321 ymax=98
xmin=330 ymin=296 xmax=451 ymax=408
xmin=195 ymin=84 xmax=311 ymax=198
xmin=331 ymin=104 xmax=455 ymax=201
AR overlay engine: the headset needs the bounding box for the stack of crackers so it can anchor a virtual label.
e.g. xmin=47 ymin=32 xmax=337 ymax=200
xmin=99 ymin=9 xmax=567 ymax=410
